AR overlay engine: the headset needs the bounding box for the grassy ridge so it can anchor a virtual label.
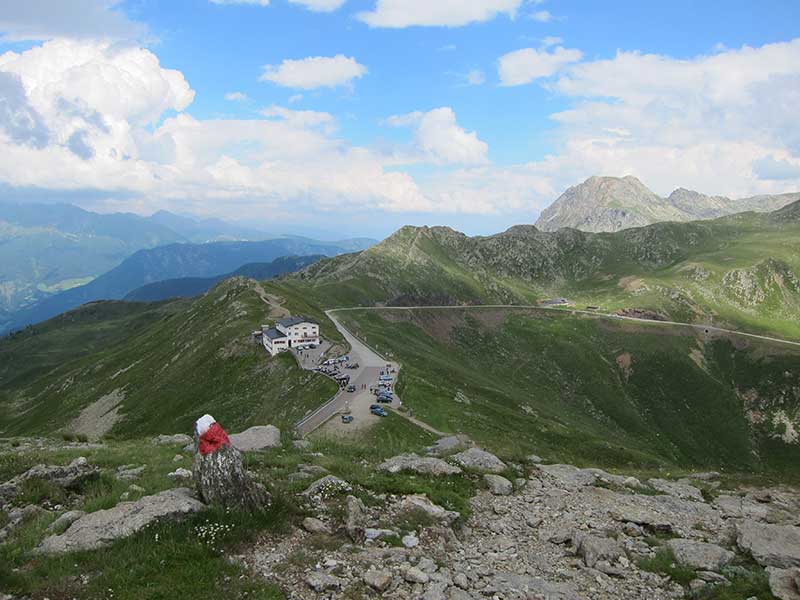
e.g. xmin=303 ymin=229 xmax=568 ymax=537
xmin=0 ymin=278 xmax=338 ymax=438
xmin=338 ymin=308 xmax=800 ymax=475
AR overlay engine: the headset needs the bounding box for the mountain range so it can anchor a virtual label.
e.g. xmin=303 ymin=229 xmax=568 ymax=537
xmin=2 ymin=199 xmax=799 ymax=475
xmin=123 ymin=255 xmax=324 ymax=302
xmin=4 ymin=238 xmax=371 ymax=334
xmin=535 ymin=175 xmax=800 ymax=233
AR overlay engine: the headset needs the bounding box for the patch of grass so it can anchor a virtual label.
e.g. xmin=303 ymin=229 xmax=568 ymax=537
xmin=1 ymin=499 xmax=292 ymax=600
xmin=695 ymin=567 xmax=774 ymax=600
xmin=391 ymin=507 xmax=437 ymax=533
xmin=15 ymin=478 xmax=68 ymax=507
xmin=637 ymin=547 xmax=696 ymax=587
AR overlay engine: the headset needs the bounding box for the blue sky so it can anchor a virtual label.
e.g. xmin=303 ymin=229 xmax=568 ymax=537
xmin=0 ymin=0 xmax=799 ymax=238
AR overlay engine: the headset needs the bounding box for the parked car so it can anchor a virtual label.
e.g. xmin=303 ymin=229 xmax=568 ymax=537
xmin=377 ymin=396 xmax=392 ymax=404
xmin=370 ymin=406 xmax=388 ymax=417
xmin=341 ymin=415 xmax=354 ymax=424
xmin=347 ymin=384 xmax=356 ymax=392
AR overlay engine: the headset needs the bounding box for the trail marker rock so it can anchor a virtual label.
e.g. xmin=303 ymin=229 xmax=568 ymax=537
xmin=192 ymin=414 xmax=270 ymax=512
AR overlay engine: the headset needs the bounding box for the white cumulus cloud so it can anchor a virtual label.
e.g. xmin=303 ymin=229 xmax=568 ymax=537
xmin=358 ymin=0 xmax=522 ymax=28
xmin=498 ymin=46 xmax=583 ymax=86
xmin=387 ymin=107 xmax=489 ymax=166
xmin=260 ymin=55 xmax=367 ymax=89
xmin=224 ymin=91 xmax=249 ymax=102
xmin=289 ymin=0 xmax=346 ymax=12
xmin=0 ymin=0 xmax=146 ymax=42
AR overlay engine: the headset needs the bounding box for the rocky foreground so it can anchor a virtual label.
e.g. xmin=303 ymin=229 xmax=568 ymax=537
xmin=1 ymin=432 xmax=799 ymax=600
xmin=239 ymin=443 xmax=800 ymax=600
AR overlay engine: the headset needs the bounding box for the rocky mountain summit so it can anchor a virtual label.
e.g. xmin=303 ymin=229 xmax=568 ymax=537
xmin=535 ymin=176 xmax=800 ymax=233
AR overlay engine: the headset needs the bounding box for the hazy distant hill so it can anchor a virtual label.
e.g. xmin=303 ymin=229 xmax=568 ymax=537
xmin=145 ymin=210 xmax=277 ymax=243
xmin=0 ymin=201 xmax=186 ymax=319
xmin=535 ymin=175 xmax=800 ymax=233
xmin=124 ymin=255 xmax=323 ymax=302
xmin=5 ymin=238 xmax=373 ymax=333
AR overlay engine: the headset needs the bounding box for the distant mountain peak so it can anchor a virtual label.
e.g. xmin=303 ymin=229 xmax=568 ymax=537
xmin=536 ymin=176 xmax=799 ymax=233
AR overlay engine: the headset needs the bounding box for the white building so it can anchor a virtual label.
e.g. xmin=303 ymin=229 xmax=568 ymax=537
xmin=262 ymin=316 xmax=320 ymax=356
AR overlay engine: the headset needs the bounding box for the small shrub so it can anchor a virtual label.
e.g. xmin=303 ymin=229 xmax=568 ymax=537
xmin=61 ymin=433 xmax=76 ymax=442
xmin=17 ymin=478 xmax=68 ymax=507
xmin=696 ymin=566 xmax=773 ymax=599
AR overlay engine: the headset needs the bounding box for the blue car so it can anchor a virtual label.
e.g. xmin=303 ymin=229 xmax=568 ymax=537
xmin=341 ymin=415 xmax=354 ymax=424
xmin=370 ymin=406 xmax=388 ymax=417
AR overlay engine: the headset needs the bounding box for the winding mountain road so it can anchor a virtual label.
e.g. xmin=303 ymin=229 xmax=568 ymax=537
xmin=296 ymin=303 xmax=800 ymax=437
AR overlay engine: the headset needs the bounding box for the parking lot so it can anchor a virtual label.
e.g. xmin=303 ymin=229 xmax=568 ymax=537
xmin=293 ymin=315 xmax=401 ymax=437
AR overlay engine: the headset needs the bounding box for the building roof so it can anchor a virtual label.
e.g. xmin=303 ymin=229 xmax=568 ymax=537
xmin=263 ymin=327 xmax=287 ymax=341
xmin=277 ymin=316 xmax=316 ymax=328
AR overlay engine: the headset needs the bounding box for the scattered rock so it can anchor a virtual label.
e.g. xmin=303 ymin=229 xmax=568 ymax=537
xmin=0 ymin=457 xmax=99 ymax=503
xmin=46 ymin=510 xmax=86 ymax=533
xmin=666 ymin=539 xmax=735 ymax=571
xmin=451 ymin=448 xmax=506 ymax=473
xmin=537 ymin=464 xmax=597 ymax=487
xmin=527 ymin=454 xmax=544 ymax=464
xmin=153 ymin=434 xmax=192 ymax=446
xmin=404 ymin=566 xmax=430 ymax=584
xmin=229 ymin=425 xmax=281 ymax=452
xmin=484 ymin=474 xmax=513 ymax=496
xmin=173 ymin=454 xmax=184 ymax=462
xmin=302 ymin=475 xmax=352 ymax=498
xmin=426 ymin=435 xmax=472 ymax=456
xmin=399 ymin=494 xmax=459 ymax=524
xmin=292 ymin=439 xmax=311 ymax=451
xmin=37 ymin=488 xmax=204 ymax=553
xmin=737 ymin=520 xmax=800 ymax=568
xmin=378 ymin=453 xmax=462 ymax=476
xmin=115 ymin=464 xmax=146 ymax=481
xmin=364 ymin=527 xmax=397 ymax=541
xmin=302 ymin=517 xmax=332 ymax=535
xmin=402 ymin=533 xmax=419 ymax=548
xmin=364 ymin=568 xmax=393 ymax=592
xmin=345 ymin=495 xmax=367 ymax=542
xmin=648 ymin=478 xmax=704 ymax=501
xmin=573 ymin=532 xmax=624 ymax=569
xmin=304 ymin=571 xmax=343 ymax=592
xmin=167 ymin=468 xmax=192 ymax=480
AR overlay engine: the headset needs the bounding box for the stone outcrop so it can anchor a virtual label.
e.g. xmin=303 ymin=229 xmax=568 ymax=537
xmin=37 ymin=488 xmax=204 ymax=553
xmin=378 ymin=453 xmax=462 ymax=476
xmin=153 ymin=434 xmax=193 ymax=446
xmin=451 ymin=448 xmax=506 ymax=473
xmin=665 ymin=539 xmax=734 ymax=571
xmin=737 ymin=520 xmax=800 ymax=568
xmin=229 ymin=425 xmax=281 ymax=452
xmin=0 ymin=457 xmax=98 ymax=506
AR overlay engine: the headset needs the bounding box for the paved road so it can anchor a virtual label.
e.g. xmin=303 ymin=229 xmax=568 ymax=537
xmin=296 ymin=303 xmax=800 ymax=437
xmin=294 ymin=311 xmax=400 ymax=437
xmin=331 ymin=304 xmax=800 ymax=349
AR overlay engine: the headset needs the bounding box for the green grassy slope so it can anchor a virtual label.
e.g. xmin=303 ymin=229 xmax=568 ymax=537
xmin=337 ymin=307 xmax=800 ymax=476
xmin=0 ymin=278 xmax=338 ymax=438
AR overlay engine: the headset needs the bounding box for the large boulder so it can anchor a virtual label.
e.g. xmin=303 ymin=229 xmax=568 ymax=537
xmin=302 ymin=475 xmax=352 ymax=498
xmin=451 ymin=448 xmax=506 ymax=473
xmin=737 ymin=520 xmax=800 ymax=568
xmin=484 ymin=474 xmax=513 ymax=496
xmin=537 ymin=464 xmax=598 ymax=487
xmin=573 ymin=532 xmax=624 ymax=569
xmin=378 ymin=453 xmax=462 ymax=476
xmin=37 ymin=488 xmax=204 ymax=553
xmin=229 ymin=425 xmax=281 ymax=452
xmin=767 ymin=567 xmax=800 ymax=600
xmin=666 ymin=539 xmax=735 ymax=571
xmin=399 ymin=494 xmax=459 ymax=525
